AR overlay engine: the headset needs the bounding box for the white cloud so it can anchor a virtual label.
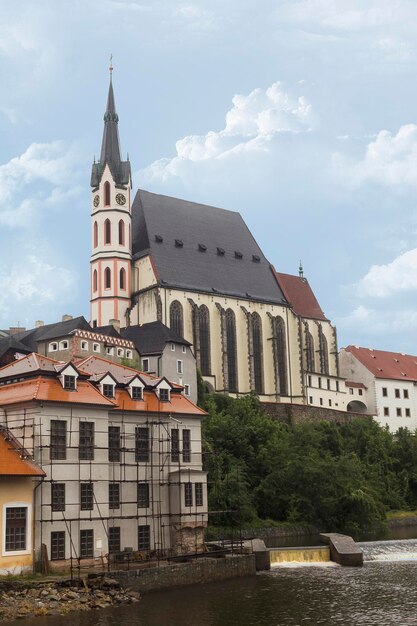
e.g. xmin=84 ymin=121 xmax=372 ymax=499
xmin=355 ymin=248 xmax=417 ymax=298
xmin=0 ymin=141 xmax=82 ymax=227
xmin=339 ymin=304 xmax=417 ymax=338
xmin=0 ymin=254 xmax=76 ymax=324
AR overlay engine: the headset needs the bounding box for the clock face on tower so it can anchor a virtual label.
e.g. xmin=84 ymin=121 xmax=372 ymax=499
xmin=93 ymin=195 xmax=99 ymax=207
xmin=116 ymin=193 xmax=126 ymax=206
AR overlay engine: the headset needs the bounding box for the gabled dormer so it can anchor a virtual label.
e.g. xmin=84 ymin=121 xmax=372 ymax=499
xmin=155 ymin=377 xmax=173 ymax=402
xmin=127 ymin=375 xmax=145 ymax=401
xmin=57 ymin=363 xmax=79 ymax=391
xmin=97 ymin=372 xmax=118 ymax=398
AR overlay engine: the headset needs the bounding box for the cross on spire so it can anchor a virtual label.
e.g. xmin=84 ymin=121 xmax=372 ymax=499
xmin=109 ymin=53 xmax=113 ymax=78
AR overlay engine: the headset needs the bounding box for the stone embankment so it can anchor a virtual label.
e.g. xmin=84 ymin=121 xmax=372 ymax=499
xmin=0 ymin=575 xmax=140 ymax=621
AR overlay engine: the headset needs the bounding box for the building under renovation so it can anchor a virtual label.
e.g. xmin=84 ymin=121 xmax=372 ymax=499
xmin=0 ymin=353 xmax=207 ymax=574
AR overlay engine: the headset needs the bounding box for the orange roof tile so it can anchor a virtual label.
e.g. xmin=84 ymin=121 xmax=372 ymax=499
xmin=275 ymin=272 xmax=328 ymax=321
xmin=113 ymin=389 xmax=206 ymax=416
xmin=0 ymin=429 xmax=45 ymax=477
xmin=0 ymin=377 xmax=116 ymax=406
xmin=345 ymin=346 xmax=417 ymax=382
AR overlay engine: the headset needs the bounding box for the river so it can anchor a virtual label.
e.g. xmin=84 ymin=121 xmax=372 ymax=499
xmin=5 ymin=537 xmax=417 ymax=626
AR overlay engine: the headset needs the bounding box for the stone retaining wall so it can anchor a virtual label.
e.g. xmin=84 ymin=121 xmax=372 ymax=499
xmin=111 ymin=555 xmax=256 ymax=593
xmin=262 ymin=402 xmax=372 ymax=425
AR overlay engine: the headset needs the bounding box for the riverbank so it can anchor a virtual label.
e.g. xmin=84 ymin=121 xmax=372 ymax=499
xmin=0 ymin=575 xmax=140 ymax=621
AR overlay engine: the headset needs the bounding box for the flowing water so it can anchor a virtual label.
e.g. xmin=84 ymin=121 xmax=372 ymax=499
xmin=5 ymin=538 xmax=417 ymax=626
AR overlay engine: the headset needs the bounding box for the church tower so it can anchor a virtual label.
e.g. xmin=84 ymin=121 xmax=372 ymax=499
xmin=90 ymin=65 xmax=132 ymax=328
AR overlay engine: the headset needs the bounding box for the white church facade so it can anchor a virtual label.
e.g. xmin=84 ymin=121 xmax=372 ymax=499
xmin=90 ymin=74 xmax=346 ymax=407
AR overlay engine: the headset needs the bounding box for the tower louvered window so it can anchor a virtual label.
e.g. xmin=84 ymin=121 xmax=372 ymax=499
xmin=274 ymin=316 xmax=288 ymax=396
xmin=93 ymin=269 xmax=98 ymax=292
xmin=118 ymin=219 xmax=125 ymax=245
xmin=104 ymin=181 xmax=111 ymax=206
xmin=104 ymin=267 xmax=111 ymax=289
xmin=104 ymin=219 xmax=111 ymax=244
xmin=170 ymin=301 xmax=184 ymax=337
xmin=305 ymin=328 xmax=315 ymax=372
xmin=119 ymin=267 xmax=126 ymax=290
xmin=199 ymin=305 xmax=211 ymax=376
xmin=226 ymin=309 xmax=238 ymax=392
xmin=251 ymin=313 xmax=264 ymax=394
xmin=93 ymin=221 xmax=98 ymax=248
xmin=319 ymin=329 xmax=329 ymax=375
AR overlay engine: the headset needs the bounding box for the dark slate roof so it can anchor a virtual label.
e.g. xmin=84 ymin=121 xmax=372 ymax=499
xmin=93 ymin=325 xmax=122 ymax=338
xmin=131 ymin=190 xmax=287 ymax=305
xmin=121 ymin=321 xmax=191 ymax=356
xmin=91 ymin=79 xmax=131 ymax=188
xmin=0 ymin=336 xmax=32 ymax=359
xmin=12 ymin=316 xmax=91 ymax=351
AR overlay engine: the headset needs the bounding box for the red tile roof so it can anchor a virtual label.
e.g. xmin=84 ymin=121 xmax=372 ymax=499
xmin=0 ymin=428 xmax=45 ymax=477
xmin=114 ymin=389 xmax=206 ymax=416
xmin=345 ymin=380 xmax=367 ymax=389
xmin=345 ymin=346 xmax=417 ymax=382
xmin=274 ymin=272 xmax=328 ymax=321
xmin=0 ymin=377 xmax=116 ymax=406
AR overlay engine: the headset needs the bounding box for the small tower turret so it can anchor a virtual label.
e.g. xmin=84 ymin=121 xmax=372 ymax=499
xmin=90 ymin=62 xmax=132 ymax=328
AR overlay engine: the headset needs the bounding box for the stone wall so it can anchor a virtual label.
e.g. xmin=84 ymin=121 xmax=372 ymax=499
xmin=111 ymin=554 xmax=256 ymax=593
xmin=262 ymin=402 xmax=372 ymax=425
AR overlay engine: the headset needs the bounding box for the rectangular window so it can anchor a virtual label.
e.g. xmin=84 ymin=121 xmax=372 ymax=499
xmin=382 ymin=387 xmax=388 ymax=397
xmin=142 ymin=358 xmax=149 ymax=372
xmin=171 ymin=429 xmax=179 ymax=463
xmin=5 ymin=507 xmax=27 ymax=552
xmin=327 ymin=379 xmax=331 ymax=390
xmin=195 ymin=483 xmax=203 ymax=507
xmin=309 ymin=396 xmax=313 ymax=404
xmin=50 ymin=420 xmax=67 ymax=460
xmin=182 ymin=429 xmax=191 ymax=463
xmin=64 ymin=375 xmax=75 ymax=390
xmin=329 ymin=399 xmax=332 ymax=407
xmin=384 ymin=407 xmax=389 ymax=416
xmin=184 ymin=482 xmax=193 ymax=507
xmin=80 ymin=529 xmax=94 ymax=558
xmin=159 ymin=388 xmax=169 ymax=402
xmin=109 ymin=483 xmax=120 ymax=509
xmin=79 ymin=422 xmax=94 ymax=460
xmin=108 ymin=426 xmax=121 ymax=462
xmin=308 ymin=375 xmax=312 ymax=386
xmin=80 ymin=483 xmax=94 ymax=511
xmin=397 ymin=407 xmax=402 ymax=417
xmin=108 ymin=527 xmax=120 ymax=554
xmin=51 ymin=531 xmax=65 ymax=560
xmin=358 ymin=389 xmax=363 ymax=396
xmin=137 ymin=482 xmax=150 ymax=508
xmin=138 ymin=525 xmax=150 ymax=550
xmin=184 ymin=384 xmax=190 ymax=396
xmin=132 ymin=386 xmax=143 ymax=400
xmin=395 ymin=389 xmax=400 ymax=398
xmin=349 ymin=388 xmax=353 ymax=395
xmin=135 ymin=427 xmax=150 ymax=462
xmin=182 ymin=346 xmax=186 ymax=354
xmin=103 ymin=384 xmax=114 ymax=398
xmin=171 ymin=343 xmax=175 ymax=351
xmin=318 ymin=378 xmax=322 ymax=389
xmin=406 ymin=408 xmax=411 ymax=417
xmin=404 ymin=389 xmax=409 ymax=399
xmin=319 ymin=398 xmax=323 ymax=406
xmin=177 ymin=360 xmax=183 ymax=374
xmin=336 ymin=381 xmax=339 ymax=392
xmin=51 ymin=483 xmax=65 ymax=512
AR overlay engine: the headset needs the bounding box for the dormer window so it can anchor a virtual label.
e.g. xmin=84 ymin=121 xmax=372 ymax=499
xmin=159 ymin=388 xmax=170 ymax=402
xmin=132 ymin=387 xmax=143 ymax=401
xmin=103 ymin=384 xmax=115 ymax=398
xmin=64 ymin=375 xmax=76 ymax=390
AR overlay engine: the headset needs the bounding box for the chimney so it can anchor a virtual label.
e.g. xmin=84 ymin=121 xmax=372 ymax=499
xmin=62 ymin=314 xmax=73 ymax=322
xmin=109 ymin=319 xmax=120 ymax=333
xmin=9 ymin=327 xmax=26 ymax=335
xmin=35 ymin=320 xmax=44 ymax=328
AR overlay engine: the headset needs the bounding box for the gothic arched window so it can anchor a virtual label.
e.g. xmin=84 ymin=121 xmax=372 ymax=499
xmin=305 ymin=328 xmax=315 ymax=372
xmin=319 ymin=329 xmax=329 ymax=375
xmin=251 ymin=313 xmax=264 ymax=394
xmin=93 ymin=269 xmax=98 ymax=292
xmin=226 ymin=309 xmax=238 ymax=392
xmin=170 ymin=301 xmax=184 ymax=337
xmin=104 ymin=181 xmax=111 ymax=206
xmin=104 ymin=267 xmax=111 ymax=289
xmin=119 ymin=268 xmax=126 ymax=290
xmin=104 ymin=219 xmax=111 ymax=244
xmin=274 ymin=316 xmax=288 ymax=396
xmin=119 ymin=219 xmax=125 ymax=245
xmin=199 ymin=305 xmax=211 ymax=376
xmin=93 ymin=221 xmax=98 ymax=248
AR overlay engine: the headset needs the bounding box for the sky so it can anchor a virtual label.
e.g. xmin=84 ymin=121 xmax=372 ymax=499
xmin=2 ymin=0 xmax=417 ymax=352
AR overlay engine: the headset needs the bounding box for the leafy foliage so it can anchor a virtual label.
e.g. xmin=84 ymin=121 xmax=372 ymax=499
xmin=201 ymin=394 xmax=417 ymax=534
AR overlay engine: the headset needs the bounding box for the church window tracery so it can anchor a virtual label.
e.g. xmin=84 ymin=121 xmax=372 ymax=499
xmin=226 ymin=309 xmax=238 ymax=392
xmin=104 ymin=267 xmax=111 ymax=289
xmin=251 ymin=312 xmax=264 ymax=394
xmin=199 ymin=305 xmax=211 ymax=376
xmin=119 ymin=268 xmax=126 ymax=290
xmin=305 ymin=327 xmax=315 ymax=372
xmin=104 ymin=219 xmax=111 ymax=244
xmin=273 ymin=316 xmax=288 ymax=396
xmin=170 ymin=301 xmax=184 ymax=337
xmin=319 ymin=328 xmax=329 ymax=375
xmin=118 ymin=219 xmax=125 ymax=245
xmin=104 ymin=181 xmax=111 ymax=207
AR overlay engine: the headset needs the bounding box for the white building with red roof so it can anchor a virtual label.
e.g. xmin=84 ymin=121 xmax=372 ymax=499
xmin=340 ymin=346 xmax=417 ymax=431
